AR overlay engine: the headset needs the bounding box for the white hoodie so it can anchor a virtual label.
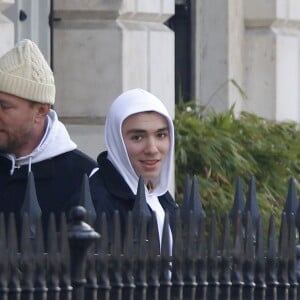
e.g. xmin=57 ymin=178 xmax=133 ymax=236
xmin=104 ymin=88 xmax=174 ymax=244
xmin=2 ymin=109 xmax=77 ymax=175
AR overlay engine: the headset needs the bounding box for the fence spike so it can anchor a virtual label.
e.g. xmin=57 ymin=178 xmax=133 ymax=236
xmin=160 ymin=212 xmax=172 ymax=274
xmin=277 ymin=213 xmax=289 ymax=286
xmin=96 ymin=212 xmax=108 ymax=254
xmin=78 ymin=173 xmax=96 ymax=225
xmin=47 ymin=213 xmax=60 ymax=295
xmin=58 ymin=213 xmax=72 ymax=296
xmin=230 ymin=211 xmax=244 ymax=300
xmin=182 ymin=210 xmax=196 ymax=287
xmin=20 ymin=213 xmax=35 ymax=296
xmin=110 ymin=210 xmax=123 ymax=286
xmin=7 ymin=213 xmax=21 ymax=296
xmin=229 ymin=177 xmax=245 ymax=225
xmin=124 ymin=211 xmax=134 ymax=254
xmin=146 ymin=213 xmax=160 ymax=300
xmin=287 ymin=213 xmax=298 ymax=300
xmin=218 ymin=213 xmax=232 ymax=300
xmin=21 ymin=171 xmax=42 ymax=238
xmin=134 ymin=211 xmax=148 ymax=300
xmin=111 ymin=211 xmax=122 ymax=258
xmin=219 ymin=213 xmax=231 ymax=286
xmin=122 ymin=212 xmax=135 ymax=300
xmin=295 ymin=198 xmax=300 ymax=238
xmin=149 ymin=212 xmax=160 ymax=254
xmin=254 ymin=217 xmax=266 ymax=288
xmin=243 ymin=211 xmax=255 ymax=287
xmin=231 ymin=211 xmax=244 ymax=286
xmin=265 ymin=214 xmax=279 ymax=287
xmin=132 ymin=176 xmax=152 ymax=240
xmin=33 ymin=212 xmax=46 ymax=288
xmin=170 ymin=209 xmax=183 ymax=300
xmin=95 ymin=212 xmax=111 ymax=298
xmin=195 ymin=215 xmax=208 ymax=300
xmin=85 ymin=241 xmax=98 ymax=300
xmin=284 ymin=177 xmax=299 ymax=240
xmin=182 ymin=175 xmax=198 ymax=299
xmin=171 ymin=209 xmax=183 ymax=283
xmin=159 ymin=212 xmax=172 ymax=300
xmin=148 ymin=212 xmax=160 ymax=258
xmin=277 ymin=213 xmax=290 ymax=300
xmin=195 ymin=215 xmax=207 ymax=286
xmin=284 ymin=177 xmax=298 ymax=216
xmin=294 ymin=199 xmax=300 ymax=281
xmin=243 ymin=176 xmax=260 ymax=243
xmin=287 ymin=213 xmax=298 ymax=287
xmin=253 ymin=216 xmax=267 ymax=300
xmin=189 ymin=176 xmax=206 ymax=223
xmin=181 ymin=174 xmax=191 ymax=220
xmin=207 ymin=211 xmax=219 ymax=286
xmin=109 ymin=210 xmax=123 ymax=300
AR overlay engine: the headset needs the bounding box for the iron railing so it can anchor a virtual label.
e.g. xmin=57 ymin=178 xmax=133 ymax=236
xmin=1 ymin=171 xmax=300 ymax=300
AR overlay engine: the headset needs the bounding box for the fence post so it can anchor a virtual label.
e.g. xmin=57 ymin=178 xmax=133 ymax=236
xmin=68 ymin=206 xmax=100 ymax=300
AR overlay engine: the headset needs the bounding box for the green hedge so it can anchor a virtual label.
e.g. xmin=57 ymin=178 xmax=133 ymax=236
xmin=174 ymin=101 xmax=300 ymax=226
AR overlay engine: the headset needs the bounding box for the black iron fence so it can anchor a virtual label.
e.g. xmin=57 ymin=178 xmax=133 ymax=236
xmin=1 ymin=172 xmax=300 ymax=300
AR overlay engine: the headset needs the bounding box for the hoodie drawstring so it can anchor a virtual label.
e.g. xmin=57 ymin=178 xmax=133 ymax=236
xmin=28 ymin=156 xmax=32 ymax=173
xmin=10 ymin=159 xmax=15 ymax=175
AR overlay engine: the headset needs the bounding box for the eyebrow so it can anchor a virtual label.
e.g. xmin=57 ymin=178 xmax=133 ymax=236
xmin=125 ymin=127 xmax=169 ymax=134
xmin=0 ymin=99 xmax=10 ymax=104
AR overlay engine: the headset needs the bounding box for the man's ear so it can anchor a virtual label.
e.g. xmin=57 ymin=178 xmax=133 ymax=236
xmin=35 ymin=103 xmax=51 ymax=123
xmin=37 ymin=103 xmax=51 ymax=117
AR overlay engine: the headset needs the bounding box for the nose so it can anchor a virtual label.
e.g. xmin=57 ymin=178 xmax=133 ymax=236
xmin=144 ymin=137 xmax=159 ymax=154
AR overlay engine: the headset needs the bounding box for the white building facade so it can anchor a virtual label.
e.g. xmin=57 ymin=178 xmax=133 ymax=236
xmin=1 ymin=0 xmax=300 ymax=159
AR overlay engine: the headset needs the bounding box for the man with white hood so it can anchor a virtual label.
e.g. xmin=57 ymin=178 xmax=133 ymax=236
xmin=0 ymin=39 xmax=97 ymax=229
xmin=89 ymin=88 xmax=178 ymax=245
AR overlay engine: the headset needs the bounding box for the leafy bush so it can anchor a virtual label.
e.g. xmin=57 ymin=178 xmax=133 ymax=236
xmin=174 ymin=101 xmax=300 ymax=226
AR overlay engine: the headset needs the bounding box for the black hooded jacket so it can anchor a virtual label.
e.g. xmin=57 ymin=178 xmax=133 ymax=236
xmin=90 ymin=152 xmax=178 ymax=236
xmin=0 ymin=149 xmax=97 ymax=231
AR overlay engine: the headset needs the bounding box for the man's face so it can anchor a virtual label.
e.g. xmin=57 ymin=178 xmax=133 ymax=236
xmin=0 ymin=92 xmax=43 ymax=157
xmin=122 ymin=111 xmax=170 ymax=184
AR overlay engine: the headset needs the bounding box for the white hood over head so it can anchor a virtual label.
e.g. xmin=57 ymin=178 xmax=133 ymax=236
xmin=105 ymin=88 xmax=174 ymax=197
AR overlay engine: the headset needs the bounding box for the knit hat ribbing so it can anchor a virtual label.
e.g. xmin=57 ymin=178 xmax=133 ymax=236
xmin=0 ymin=39 xmax=55 ymax=104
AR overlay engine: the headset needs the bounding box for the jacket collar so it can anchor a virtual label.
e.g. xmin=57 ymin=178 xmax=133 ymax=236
xmin=0 ymin=155 xmax=55 ymax=179
xmin=97 ymin=151 xmax=134 ymax=201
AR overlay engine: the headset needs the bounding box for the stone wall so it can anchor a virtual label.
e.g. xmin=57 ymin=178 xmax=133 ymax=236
xmin=244 ymin=0 xmax=300 ymax=121
xmin=193 ymin=0 xmax=300 ymax=122
xmin=52 ymin=0 xmax=175 ymax=159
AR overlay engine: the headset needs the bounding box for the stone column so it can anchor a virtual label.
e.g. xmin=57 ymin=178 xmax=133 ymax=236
xmin=244 ymin=0 xmax=300 ymax=122
xmin=0 ymin=0 xmax=14 ymax=55
xmin=197 ymin=0 xmax=244 ymax=114
xmin=52 ymin=0 xmax=175 ymax=159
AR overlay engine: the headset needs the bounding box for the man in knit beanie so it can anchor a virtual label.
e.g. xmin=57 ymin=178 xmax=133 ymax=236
xmin=0 ymin=39 xmax=97 ymax=232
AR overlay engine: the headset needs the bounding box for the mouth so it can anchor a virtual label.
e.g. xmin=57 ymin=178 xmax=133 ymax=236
xmin=140 ymin=160 xmax=162 ymax=172
xmin=141 ymin=159 xmax=160 ymax=166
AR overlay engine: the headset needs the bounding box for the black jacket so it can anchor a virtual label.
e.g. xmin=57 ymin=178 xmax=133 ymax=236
xmin=0 ymin=149 xmax=97 ymax=229
xmin=90 ymin=152 xmax=178 ymax=236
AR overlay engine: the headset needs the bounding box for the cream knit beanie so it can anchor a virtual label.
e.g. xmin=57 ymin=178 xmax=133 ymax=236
xmin=0 ymin=39 xmax=55 ymax=104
